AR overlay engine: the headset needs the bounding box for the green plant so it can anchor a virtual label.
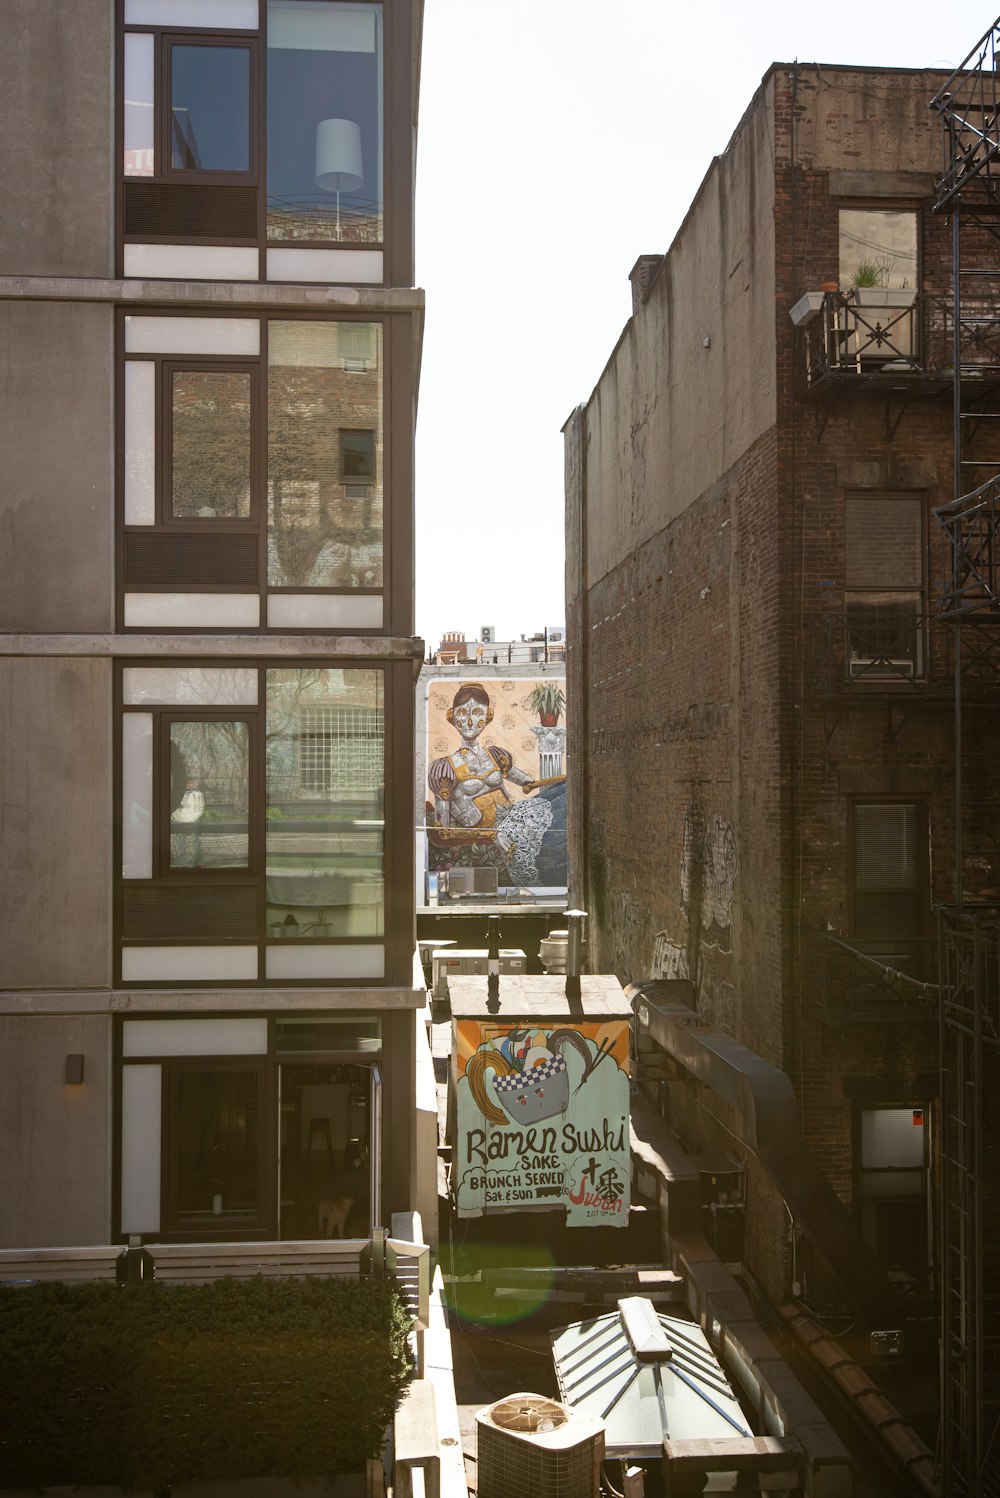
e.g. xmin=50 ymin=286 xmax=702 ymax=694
xmin=525 ymin=683 xmax=566 ymax=720
xmin=0 ymin=1276 xmax=411 ymax=1492
xmin=851 ymin=256 xmax=890 ymax=288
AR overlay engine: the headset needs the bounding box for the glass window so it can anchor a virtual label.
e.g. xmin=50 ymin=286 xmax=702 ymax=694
xmin=124 ymin=33 xmax=155 ymax=176
xmin=168 ymin=720 xmax=250 ymax=870
xmin=265 ymin=668 xmax=384 ymax=937
xmin=169 ymin=43 xmax=252 ymax=172
xmin=341 ymin=429 xmax=375 ymax=481
xmin=853 ymin=802 xmax=923 ymax=944
xmin=839 ymin=209 xmax=917 ymax=290
xmin=267 ymin=2 xmax=383 ymax=243
xmin=169 ymin=1067 xmax=262 ymax=1229
xmin=858 ymin=1107 xmax=927 ymax=1266
xmin=170 ymin=369 xmax=253 ymax=519
xmin=845 ymin=496 xmax=923 ymax=679
xmin=267 ymin=322 xmax=383 ymax=588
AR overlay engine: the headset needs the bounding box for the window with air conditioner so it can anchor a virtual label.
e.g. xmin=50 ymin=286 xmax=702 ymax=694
xmin=844 ymin=494 xmax=924 ymax=679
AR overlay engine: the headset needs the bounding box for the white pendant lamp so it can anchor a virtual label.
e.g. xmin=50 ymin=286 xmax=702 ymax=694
xmin=315 ymin=118 xmax=363 ymax=239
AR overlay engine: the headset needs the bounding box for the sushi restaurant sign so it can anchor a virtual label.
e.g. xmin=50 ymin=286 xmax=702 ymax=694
xmin=453 ymin=1018 xmax=631 ymax=1226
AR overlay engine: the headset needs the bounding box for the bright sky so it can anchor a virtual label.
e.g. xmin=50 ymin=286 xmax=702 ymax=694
xmin=412 ymin=0 xmax=994 ymax=654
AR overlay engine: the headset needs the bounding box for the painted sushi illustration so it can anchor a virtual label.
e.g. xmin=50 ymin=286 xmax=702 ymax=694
xmin=467 ymin=1026 xmax=612 ymax=1125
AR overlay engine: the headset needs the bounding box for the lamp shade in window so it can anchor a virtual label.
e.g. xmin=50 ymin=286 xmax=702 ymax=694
xmin=314 ymin=118 xmax=363 ymax=193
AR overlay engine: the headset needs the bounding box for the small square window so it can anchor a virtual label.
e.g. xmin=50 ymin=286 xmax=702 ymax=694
xmin=340 ymin=429 xmax=375 ymax=482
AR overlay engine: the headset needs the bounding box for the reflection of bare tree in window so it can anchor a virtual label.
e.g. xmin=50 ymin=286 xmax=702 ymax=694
xmin=169 ymin=721 xmax=249 ymax=869
xmin=171 ymin=370 xmax=252 ymax=519
xmin=267 ymin=325 xmax=383 ymax=588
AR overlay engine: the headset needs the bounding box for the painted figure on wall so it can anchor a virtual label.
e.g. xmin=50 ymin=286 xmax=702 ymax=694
xmin=428 ymin=683 xmax=557 ymax=885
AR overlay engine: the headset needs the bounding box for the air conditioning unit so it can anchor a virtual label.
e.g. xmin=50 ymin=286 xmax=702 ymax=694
xmin=480 ymin=625 xmax=496 ymax=643
xmin=476 ymin=1393 xmax=604 ymax=1498
xmin=446 ymin=867 xmax=498 ymax=897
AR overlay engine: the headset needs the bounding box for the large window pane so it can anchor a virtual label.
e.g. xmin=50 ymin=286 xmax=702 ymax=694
xmin=266 ymin=668 xmax=384 ymax=936
xmin=839 ymin=209 xmax=917 ymax=290
xmin=171 ymin=370 xmax=252 ymax=519
xmin=267 ymin=322 xmax=383 ymax=588
xmin=169 ymin=721 xmax=250 ymax=869
xmin=267 ymin=2 xmax=383 ymax=243
xmin=173 ymin=1069 xmax=260 ymax=1226
xmin=170 ymin=44 xmax=251 ymax=172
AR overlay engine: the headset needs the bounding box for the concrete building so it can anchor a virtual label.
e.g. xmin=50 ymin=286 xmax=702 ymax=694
xmin=0 ymin=0 xmax=428 ymax=1251
xmin=566 ymin=59 xmax=1000 ymax=1485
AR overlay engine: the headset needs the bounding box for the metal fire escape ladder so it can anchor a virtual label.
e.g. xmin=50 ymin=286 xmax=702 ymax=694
xmin=931 ymin=26 xmax=1000 ymax=1495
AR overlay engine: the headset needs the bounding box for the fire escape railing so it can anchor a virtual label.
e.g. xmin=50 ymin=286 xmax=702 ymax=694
xmin=931 ymin=24 xmax=1000 ymax=1494
xmin=804 ymin=929 xmax=938 ymax=1020
xmin=931 ymin=21 xmax=1000 ymax=208
xmin=936 ymin=475 xmax=1000 ymax=619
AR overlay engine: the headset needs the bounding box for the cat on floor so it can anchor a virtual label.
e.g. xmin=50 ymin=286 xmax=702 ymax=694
xmin=317 ymin=1194 xmax=355 ymax=1238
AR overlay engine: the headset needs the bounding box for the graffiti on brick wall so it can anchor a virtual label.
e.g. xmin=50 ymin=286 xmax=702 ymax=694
xmin=607 ymin=886 xmax=643 ymax=981
xmin=651 ymin=934 xmax=689 ymax=980
xmin=681 ymin=808 xmax=737 ymax=954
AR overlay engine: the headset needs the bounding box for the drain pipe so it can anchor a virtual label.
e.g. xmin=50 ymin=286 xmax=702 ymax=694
xmin=565 ymin=909 xmax=587 ymax=1001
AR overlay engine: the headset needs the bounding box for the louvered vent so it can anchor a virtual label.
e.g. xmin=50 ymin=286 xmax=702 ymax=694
xmin=125 ymin=182 xmax=258 ymax=239
xmin=122 ymin=885 xmax=259 ymax=941
xmin=125 ymin=533 xmax=259 ymax=587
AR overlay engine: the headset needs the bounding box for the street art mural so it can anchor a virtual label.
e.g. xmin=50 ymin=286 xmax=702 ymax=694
xmin=426 ymin=678 xmax=567 ymax=888
xmin=453 ymin=1018 xmax=630 ymax=1225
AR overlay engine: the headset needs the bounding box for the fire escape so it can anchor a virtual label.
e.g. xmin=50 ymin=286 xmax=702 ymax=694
xmin=931 ymin=23 xmax=1000 ymax=1494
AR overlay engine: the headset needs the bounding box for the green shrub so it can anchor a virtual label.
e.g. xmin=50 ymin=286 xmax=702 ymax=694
xmin=0 ymin=1276 xmax=411 ymax=1492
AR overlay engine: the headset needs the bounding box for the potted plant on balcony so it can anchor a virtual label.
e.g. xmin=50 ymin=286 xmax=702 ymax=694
xmin=525 ymin=682 xmax=566 ymax=727
xmin=850 ymin=257 xmax=916 ymax=309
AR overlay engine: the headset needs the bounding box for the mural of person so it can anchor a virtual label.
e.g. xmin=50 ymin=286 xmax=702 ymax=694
xmin=428 ymin=683 xmax=554 ymax=885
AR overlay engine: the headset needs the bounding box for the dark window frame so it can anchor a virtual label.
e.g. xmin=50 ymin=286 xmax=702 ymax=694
xmin=853 ymin=1102 xmax=930 ymax=1269
xmin=848 ymin=796 xmax=929 ymax=970
xmin=843 ymin=490 xmax=927 ymax=682
xmin=159 ymin=709 xmax=258 ymax=880
xmin=117 ymin=310 xmax=410 ymax=632
xmin=116 ymin=659 xmax=412 ymax=987
xmin=117 ymin=0 xmax=405 ymax=269
xmin=160 ymin=33 xmax=259 ymax=183
xmin=161 ymin=1056 xmax=274 ymax=1239
xmin=162 ymin=357 xmax=261 ymax=529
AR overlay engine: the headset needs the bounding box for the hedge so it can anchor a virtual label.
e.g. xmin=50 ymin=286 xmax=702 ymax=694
xmin=0 ymin=1276 xmax=411 ymax=1492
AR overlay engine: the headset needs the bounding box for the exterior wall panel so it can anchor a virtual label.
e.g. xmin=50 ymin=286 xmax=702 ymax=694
xmin=0 ymin=301 xmax=114 ymax=633
xmin=0 ymin=0 xmax=113 ymax=278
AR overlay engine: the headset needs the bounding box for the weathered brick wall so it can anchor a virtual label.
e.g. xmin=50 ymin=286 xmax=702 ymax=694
xmin=567 ymin=63 xmax=968 ymax=1303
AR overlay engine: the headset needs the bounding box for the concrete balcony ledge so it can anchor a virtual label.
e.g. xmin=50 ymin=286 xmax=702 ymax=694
xmin=0 ymin=275 xmax=425 ymax=314
xmin=0 ymin=634 xmax=426 ymax=661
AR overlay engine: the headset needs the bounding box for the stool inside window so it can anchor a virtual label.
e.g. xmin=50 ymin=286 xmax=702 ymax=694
xmin=279 ymin=1063 xmax=372 ymax=1240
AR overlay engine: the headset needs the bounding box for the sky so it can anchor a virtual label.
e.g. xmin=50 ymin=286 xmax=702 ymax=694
xmin=411 ymin=0 xmax=995 ymax=654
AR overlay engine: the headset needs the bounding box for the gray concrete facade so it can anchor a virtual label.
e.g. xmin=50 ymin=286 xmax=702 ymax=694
xmin=0 ymin=301 xmax=114 ymax=632
xmin=0 ymin=1013 xmax=113 ymax=1247
xmin=0 ymin=657 xmax=113 ymax=991
xmin=0 ymin=1 xmax=113 ymax=279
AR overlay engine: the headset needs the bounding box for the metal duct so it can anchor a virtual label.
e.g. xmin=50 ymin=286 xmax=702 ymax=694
xmin=627 ymin=983 xmax=901 ymax=1327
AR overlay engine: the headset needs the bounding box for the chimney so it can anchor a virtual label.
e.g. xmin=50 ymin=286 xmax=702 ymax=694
xmin=629 ymin=254 xmax=664 ymax=315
